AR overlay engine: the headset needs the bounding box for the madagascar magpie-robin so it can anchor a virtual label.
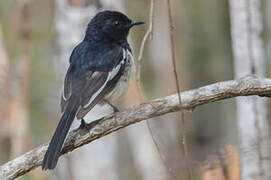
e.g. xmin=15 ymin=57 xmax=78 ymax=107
xmin=42 ymin=11 xmax=144 ymax=170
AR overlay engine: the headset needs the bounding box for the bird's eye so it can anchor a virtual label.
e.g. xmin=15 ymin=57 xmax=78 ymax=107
xmin=113 ymin=21 xmax=120 ymax=26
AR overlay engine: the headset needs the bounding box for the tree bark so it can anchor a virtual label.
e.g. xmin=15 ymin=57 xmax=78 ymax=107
xmin=229 ymin=0 xmax=271 ymax=179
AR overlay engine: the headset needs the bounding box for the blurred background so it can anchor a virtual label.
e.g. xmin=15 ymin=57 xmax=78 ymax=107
xmin=0 ymin=0 xmax=270 ymax=179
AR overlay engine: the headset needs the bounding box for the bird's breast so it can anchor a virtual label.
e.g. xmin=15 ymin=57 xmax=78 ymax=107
xmin=104 ymin=49 xmax=135 ymax=104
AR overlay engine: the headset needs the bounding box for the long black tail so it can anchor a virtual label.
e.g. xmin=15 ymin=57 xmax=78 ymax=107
xmin=42 ymin=96 xmax=80 ymax=170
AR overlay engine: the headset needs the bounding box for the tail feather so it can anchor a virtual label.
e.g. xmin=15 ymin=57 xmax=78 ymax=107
xmin=42 ymin=96 xmax=80 ymax=170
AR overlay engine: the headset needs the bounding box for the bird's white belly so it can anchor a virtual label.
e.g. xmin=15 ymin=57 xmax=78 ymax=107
xmin=104 ymin=50 xmax=135 ymax=104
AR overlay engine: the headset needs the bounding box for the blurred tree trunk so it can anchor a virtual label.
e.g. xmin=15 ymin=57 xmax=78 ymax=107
xmin=10 ymin=1 xmax=32 ymax=158
xmin=0 ymin=1 xmax=32 ymax=163
xmin=0 ymin=26 xmax=11 ymax=163
xmin=229 ymin=0 xmax=271 ymax=179
xmin=0 ymin=28 xmax=9 ymax=105
xmin=265 ymin=0 xmax=271 ymax=71
xmin=265 ymin=0 xmax=271 ymax=151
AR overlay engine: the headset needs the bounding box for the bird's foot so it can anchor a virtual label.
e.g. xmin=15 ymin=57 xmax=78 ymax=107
xmin=103 ymin=99 xmax=119 ymax=113
xmin=79 ymin=118 xmax=88 ymax=130
xmin=111 ymin=105 xmax=119 ymax=113
xmin=79 ymin=118 xmax=101 ymax=131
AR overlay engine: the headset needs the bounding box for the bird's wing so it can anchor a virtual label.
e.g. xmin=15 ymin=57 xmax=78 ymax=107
xmin=61 ymin=43 xmax=126 ymax=119
xmin=60 ymin=65 xmax=75 ymax=112
xmin=76 ymin=56 xmax=127 ymax=119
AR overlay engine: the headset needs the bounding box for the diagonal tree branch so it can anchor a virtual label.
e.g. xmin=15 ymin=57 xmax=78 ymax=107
xmin=1 ymin=75 xmax=271 ymax=180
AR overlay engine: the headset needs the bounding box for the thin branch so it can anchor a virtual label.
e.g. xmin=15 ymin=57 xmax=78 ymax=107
xmin=1 ymin=76 xmax=271 ymax=180
xmin=166 ymin=0 xmax=191 ymax=178
xmin=135 ymin=1 xmax=172 ymax=177
xmin=135 ymin=1 xmax=176 ymax=178
xmin=136 ymin=0 xmax=154 ymax=99
xmin=167 ymin=0 xmax=181 ymax=105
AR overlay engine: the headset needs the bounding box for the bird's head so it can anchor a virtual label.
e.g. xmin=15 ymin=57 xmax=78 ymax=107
xmin=86 ymin=11 xmax=144 ymax=42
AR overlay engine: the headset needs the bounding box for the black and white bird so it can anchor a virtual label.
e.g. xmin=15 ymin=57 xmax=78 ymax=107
xmin=42 ymin=10 xmax=144 ymax=170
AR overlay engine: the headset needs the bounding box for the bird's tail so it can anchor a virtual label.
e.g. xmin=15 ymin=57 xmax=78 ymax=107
xmin=42 ymin=95 xmax=80 ymax=170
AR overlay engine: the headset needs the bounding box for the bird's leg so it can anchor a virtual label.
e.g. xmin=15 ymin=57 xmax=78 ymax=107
xmin=103 ymin=99 xmax=119 ymax=113
xmin=79 ymin=118 xmax=100 ymax=131
xmin=79 ymin=118 xmax=87 ymax=129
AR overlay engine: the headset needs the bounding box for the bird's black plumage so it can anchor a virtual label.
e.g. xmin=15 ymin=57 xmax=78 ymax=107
xmin=42 ymin=10 xmax=143 ymax=170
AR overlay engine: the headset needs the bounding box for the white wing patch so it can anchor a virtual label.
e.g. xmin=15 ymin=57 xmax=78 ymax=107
xmin=83 ymin=48 xmax=127 ymax=109
xmin=62 ymin=86 xmax=67 ymax=101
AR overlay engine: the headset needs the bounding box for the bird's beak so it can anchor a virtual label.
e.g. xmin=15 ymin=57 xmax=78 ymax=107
xmin=129 ymin=20 xmax=144 ymax=28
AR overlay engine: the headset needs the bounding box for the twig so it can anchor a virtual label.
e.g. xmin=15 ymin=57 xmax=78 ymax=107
xmin=166 ymin=0 xmax=191 ymax=178
xmin=135 ymin=0 xmax=172 ymax=177
xmin=1 ymin=76 xmax=271 ymax=180
xmin=136 ymin=0 xmax=154 ymax=99
xmin=167 ymin=0 xmax=181 ymax=104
